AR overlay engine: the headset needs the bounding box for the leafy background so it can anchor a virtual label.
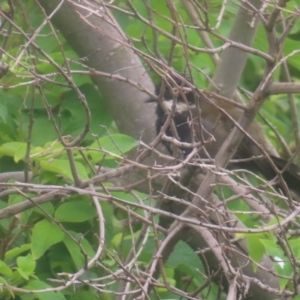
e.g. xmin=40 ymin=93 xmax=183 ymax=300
xmin=0 ymin=1 xmax=299 ymax=300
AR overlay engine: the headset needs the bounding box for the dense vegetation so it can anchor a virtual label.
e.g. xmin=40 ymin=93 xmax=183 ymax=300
xmin=0 ymin=1 xmax=300 ymax=299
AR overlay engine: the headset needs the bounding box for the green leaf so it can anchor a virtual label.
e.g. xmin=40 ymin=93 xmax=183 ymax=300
xmin=63 ymin=231 xmax=95 ymax=269
xmin=14 ymin=142 xmax=27 ymax=162
xmin=0 ymin=276 xmax=14 ymax=298
xmin=0 ymin=260 xmax=13 ymax=276
xmin=40 ymin=159 xmax=88 ymax=181
xmin=0 ymin=142 xmax=27 ymax=159
xmin=110 ymin=190 xmax=152 ymax=223
xmin=0 ymin=200 xmax=10 ymax=231
xmin=94 ymin=201 xmax=121 ymax=248
xmin=260 ymin=239 xmax=292 ymax=290
xmin=32 ymin=142 xmax=64 ymax=161
xmin=237 ymin=233 xmax=266 ymax=271
xmin=54 ymin=200 xmax=97 ymax=223
xmin=167 ymin=241 xmax=205 ymax=279
xmin=0 ymin=99 xmax=8 ymax=123
xmin=60 ymin=83 xmax=113 ymax=140
xmin=157 ymin=268 xmax=176 ymax=293
xmin=4 ymin=244 xmax=31 ymax=262
xmin=33 ymin=202 xmax=54 ymax=217
xmin=31 ymin=220 xmax=65 ymax=259
xmin=89 ymin=134 xmax=138 ymax=163
xmin=23 ymin=280 xmax=66 ymax=300
xmin=17 ymin=111 xmax=59 ymax=146
xmin=69 ymin=290 xmax=99 ymax=300
xmin=288 ymin=238 xmax=300 ymax=258
xmin=17 ymin=254 xmax=36 ymax=280
xmin=8 ymin=194 xmax=33 ymax=225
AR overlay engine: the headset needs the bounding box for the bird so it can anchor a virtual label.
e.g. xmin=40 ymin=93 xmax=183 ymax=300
xmin=146 ymin=74 xmax=300 ymax=196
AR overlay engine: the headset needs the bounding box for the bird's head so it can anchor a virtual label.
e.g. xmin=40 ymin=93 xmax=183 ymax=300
xmin=146 ymin=75 xmax=196 ymax=115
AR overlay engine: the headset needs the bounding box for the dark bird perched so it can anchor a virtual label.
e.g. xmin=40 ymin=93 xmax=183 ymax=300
xmin=147 ymin=74 xmax=300 ymax=196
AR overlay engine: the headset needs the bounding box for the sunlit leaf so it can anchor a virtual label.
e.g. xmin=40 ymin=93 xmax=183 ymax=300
xmin=17 ymin=254 xmax=36 ymax=280
xmin=40 ymin=159 xmax=89 ymax=181
xmin=0 ymin=260 xmax=13 ymax=277
xmin=88 ymin=134 xmax=138 ymax=163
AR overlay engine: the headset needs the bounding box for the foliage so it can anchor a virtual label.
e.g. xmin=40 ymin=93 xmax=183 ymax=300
xmin=0 ymin=0 xmax=299 ymax=300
